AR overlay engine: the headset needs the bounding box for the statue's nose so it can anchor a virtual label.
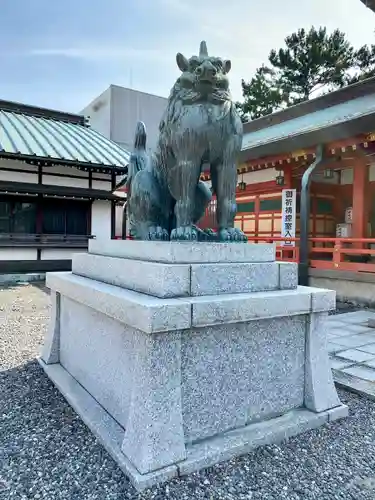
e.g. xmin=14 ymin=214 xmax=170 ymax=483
xmin=196 ymin=62 xmax=217 ymax=80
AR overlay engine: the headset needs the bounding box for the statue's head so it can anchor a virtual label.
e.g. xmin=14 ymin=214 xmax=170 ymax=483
xmin=174 ymin=41 xmax=231 ymax=102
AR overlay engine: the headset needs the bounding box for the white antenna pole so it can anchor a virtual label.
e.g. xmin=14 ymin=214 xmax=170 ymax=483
xmin=129 ymin=68 xmax=133 ymax=89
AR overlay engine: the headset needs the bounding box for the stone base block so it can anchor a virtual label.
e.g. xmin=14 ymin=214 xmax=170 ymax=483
xmin=40 ymin=241 xmax=346 ymax=491
xmin=72 ymin=252 xmax=298 ymax=298
xmin=38 ymin=359 xmax=348 ymax=491
xmin=88 ymin=239 xmax=276 ymax=263
xmin=72 ymin=240 xmax=298 ymax=298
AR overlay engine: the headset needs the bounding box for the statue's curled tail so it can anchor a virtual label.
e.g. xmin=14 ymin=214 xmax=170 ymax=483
xmin=126 ymin=121 xmax=149 ymax=192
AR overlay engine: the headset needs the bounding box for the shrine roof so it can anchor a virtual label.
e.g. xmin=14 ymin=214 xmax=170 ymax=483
xmin=0 ymin=99 xmax=129 ymax=174
xmin=240 ymin=76 xmax=375 ymax=161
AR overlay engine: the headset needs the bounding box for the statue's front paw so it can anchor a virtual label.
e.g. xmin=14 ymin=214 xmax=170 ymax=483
xmin=148 ymin=226 xmax=169 ymax=241
xmin=219 ymin=228 xmax=248 ymax=243
xmin=170 ymin=226 xmax=198 ymax=241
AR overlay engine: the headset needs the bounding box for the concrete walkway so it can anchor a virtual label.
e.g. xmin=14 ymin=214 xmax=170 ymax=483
xmin=328 ymin=310 xmax=375 ymax=398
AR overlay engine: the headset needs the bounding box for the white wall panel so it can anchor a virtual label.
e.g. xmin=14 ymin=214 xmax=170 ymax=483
xmin=41 ymin=249 xmax=87 ymax=260
xmin=0 ymin=249 xmax=37 ymax=260
xmin=91 ymin=200 xmax=111 ymax=240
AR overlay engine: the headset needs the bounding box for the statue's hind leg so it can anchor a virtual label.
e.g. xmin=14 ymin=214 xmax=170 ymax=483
xmin=129 ymin=170 xmax=172 ymax=241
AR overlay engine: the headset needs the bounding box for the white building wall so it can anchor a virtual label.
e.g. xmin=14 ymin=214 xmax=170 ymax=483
xmin=81 ymin=85 xmax=168 ymax=154
xmin=44 ymin=165 xmax=89 ymax=178
xmin=110 ymin=85 xmax=167 ymax=153
xmin=80 ymin=87 xmax=112 ymax=138
xmin=241 ymin=168 xmax=277 ymax=184
xmin=92 ymin=179 xmax=112 ymax=190
xmin=115 ymin=204 xmax=124 ymax=238
xmin=0 ymin=169 xmax=38 ymax=184
xmin=91 ymin=200 xmax=112 ymax=240
xmin=41 ymin=249 xmax=87 ymax=260
xmin=0 ymin=249 xmax=38 ymax=261
xmin=0 ymin=159 xmax=38 ymax=183
xmin=43 ymin=175 xmax=89 ymax=188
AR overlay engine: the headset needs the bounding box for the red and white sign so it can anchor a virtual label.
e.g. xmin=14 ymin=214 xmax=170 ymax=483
xmin=281 ymin=189 xmax=297 ymax=246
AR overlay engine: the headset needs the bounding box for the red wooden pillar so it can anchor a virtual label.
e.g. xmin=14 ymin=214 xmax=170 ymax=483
xmin=352 ymin=159 xmax=368 ymax=244
xmin=254 ymin=196 xmax=260 ymax=237
xmin=283 ymin=165 xmax=293 ymax=189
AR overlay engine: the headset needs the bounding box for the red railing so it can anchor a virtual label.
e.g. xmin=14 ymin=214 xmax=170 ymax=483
xmin=246 ymin=236 xmax=375 ymax=273
xmin=310 ymin=237 xmax=375 ymax=273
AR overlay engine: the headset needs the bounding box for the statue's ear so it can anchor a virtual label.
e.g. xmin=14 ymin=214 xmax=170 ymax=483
xmin=223 ymin=59 xmax=231 ymax=74
xmin=176 ymin=52 xmax=189 ymax=72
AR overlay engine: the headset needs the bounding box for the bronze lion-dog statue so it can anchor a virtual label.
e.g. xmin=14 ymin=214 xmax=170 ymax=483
xmin=126 ymin=41 xmax=247 ymax=243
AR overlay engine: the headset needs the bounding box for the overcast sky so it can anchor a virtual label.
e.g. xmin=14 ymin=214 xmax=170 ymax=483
xmin=0 ymin=0 xmax=374 ymax=113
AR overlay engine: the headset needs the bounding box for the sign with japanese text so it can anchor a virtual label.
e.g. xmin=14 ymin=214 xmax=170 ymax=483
xmin=281 ymin=189 xmax=296 ymax=246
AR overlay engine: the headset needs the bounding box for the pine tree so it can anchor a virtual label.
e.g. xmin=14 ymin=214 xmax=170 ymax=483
xmin=237 ymin=26 xmax=371 ymax=121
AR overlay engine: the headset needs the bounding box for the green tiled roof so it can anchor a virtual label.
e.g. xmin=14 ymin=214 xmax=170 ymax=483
xmin=242 ymin=92 xmax=375 ymax=152
xmin=0 ymin=102 xmax=129 ymax=173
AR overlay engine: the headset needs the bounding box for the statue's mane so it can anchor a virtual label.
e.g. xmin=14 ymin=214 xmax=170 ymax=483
xmin=159 ymin=79 xmax=232 ymax=134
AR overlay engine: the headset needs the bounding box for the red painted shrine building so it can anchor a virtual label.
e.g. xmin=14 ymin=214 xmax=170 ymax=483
xmin=200 ymin=77 xmax=375 ymax=304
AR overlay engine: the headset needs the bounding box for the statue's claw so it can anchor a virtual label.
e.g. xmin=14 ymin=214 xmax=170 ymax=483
xmin=148 ymin=226 xmax=169 ymax=241
xmin=219 ymin=228 xmax=247 ymax=243
xmin=170 ymin=226 xmax=198 ymax=241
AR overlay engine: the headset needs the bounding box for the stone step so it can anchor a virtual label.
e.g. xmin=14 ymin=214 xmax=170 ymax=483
xmin=46 ymin=272 xmax=333 ymax=334
xmin=89 ymin=239 xmax=275 ymax=264
xmin=72 ymin=253 xmax=297 ymax=298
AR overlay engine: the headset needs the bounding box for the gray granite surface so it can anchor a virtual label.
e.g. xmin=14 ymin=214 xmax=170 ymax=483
xmin=179 ymin=405 xmax=347 ymax=476
xmin=73 ymin=253 xmax=298 ymax=297
xmin=278 ymin=262 xmax=298 ymax=290
xmin=59 ymin=297 xmax=134 ymax=429
xmin=190 ymin=262 xmax=279 ymax=296
xmin=122 ymin=330 xmax=186 ymax=473
xmin=40 ymin=261 xmax=345 ymax=491
xmin=38 ymin=360 xmax=179 ymax=490
xmin=191 ymin=287 xmax=313 ymax=327
xmin=46 ymin=272 xmax=191 ymax=333
xmin=181 ymin=317 xmax=306 ymax=442
xmin=41 ymin=290 xmax=60 ymax=365
xmin=89 ymin=239 xmax=275 ymax=264
xmin=304 ymin=312 xmax=341 ymax=412
xmin=47 ymin=273 xmax=335 ymax=331
xmin=73 ymin=253 xmax=190 ymax=298
xmin=39 ymin=358 xmax=348 ymax=491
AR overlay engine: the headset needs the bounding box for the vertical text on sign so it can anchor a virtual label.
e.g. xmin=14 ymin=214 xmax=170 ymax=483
xmin=281 ymin=189 xmax=296 ymax=247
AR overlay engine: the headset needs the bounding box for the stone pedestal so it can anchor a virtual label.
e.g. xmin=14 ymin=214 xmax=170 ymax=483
xmin=39 ymin=239 xmax=348 ymax=491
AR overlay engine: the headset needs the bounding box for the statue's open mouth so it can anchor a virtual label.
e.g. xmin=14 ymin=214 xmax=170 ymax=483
xmin=198 ymin=79 xmax=215 ymax=86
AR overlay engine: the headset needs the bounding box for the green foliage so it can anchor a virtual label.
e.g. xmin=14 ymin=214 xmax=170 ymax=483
xmin=236 ymin=66 xmax=286 ymax=121
xmin=238 ymin=26 xmax=375 ymax=121
xmin=349 ymin=44 xmax=375 ymax=83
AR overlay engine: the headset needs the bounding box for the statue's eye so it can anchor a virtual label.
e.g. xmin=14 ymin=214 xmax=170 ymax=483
xmin=189 ymin=60 xmax=199 ymax=71
xmin=213 ymin=59 xmax=223 ymax=70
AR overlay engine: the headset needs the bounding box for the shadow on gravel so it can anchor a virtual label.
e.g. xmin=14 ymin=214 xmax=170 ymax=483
xmin=30 ymin=282 xmax=50 ymax=295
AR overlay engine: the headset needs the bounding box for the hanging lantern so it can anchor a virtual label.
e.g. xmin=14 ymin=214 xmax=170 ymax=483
xmin=323 ymin=169 xmax=334 ymax=179
xmin=276 ymin=170 xmax=285 ymax=186
xmin=238 ymin=174 xmax=247 ymax=191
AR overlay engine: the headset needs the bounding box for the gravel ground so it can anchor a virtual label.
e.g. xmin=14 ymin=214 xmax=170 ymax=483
xmin=1 ymin=284 xmax=375 ymax=499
